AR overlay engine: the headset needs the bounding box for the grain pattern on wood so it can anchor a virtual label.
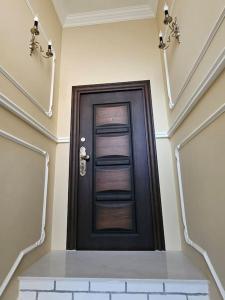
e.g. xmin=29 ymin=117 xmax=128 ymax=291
xmin=96 ymin=134 xmax=129 ymax=158
xmin=96 ymin=105 xmax=128 ymax=126
xmin=96 ymin=203 xmax=133 ymax=230
xmin=96 ymin=167 xmax=131 ymax=192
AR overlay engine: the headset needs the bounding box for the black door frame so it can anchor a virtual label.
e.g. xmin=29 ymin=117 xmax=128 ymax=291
xmin=67 ymin=80 xmax=165 ymax=250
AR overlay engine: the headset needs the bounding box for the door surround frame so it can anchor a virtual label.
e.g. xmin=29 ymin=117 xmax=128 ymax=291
xmin=67 ymin=80 xmax=165 ymax=250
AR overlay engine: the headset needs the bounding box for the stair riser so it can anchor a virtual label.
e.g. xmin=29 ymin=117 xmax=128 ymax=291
xmin=19 ymin=279 xmax=209 ymax=300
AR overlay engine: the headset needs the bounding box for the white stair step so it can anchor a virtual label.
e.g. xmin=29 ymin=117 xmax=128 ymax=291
xmin=18 ymin=251 xmax=210 ymax=300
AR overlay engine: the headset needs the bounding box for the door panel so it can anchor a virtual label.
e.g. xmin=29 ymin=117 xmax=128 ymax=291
xmin=95 ymin=202 xmax=134 ymax=231
xmin=96 ymin=134 xmax=129 ymax=158
xmin=67 ymin=81 xmax=165 ymax=250
xmin=95 ymin=105 xmax=129 ymax=126
xmin=96 ymin=167 xmax=131 ymax=192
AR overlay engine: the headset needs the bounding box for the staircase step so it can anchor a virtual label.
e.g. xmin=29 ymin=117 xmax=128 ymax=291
xmin=18 ymin=251 xmax=210 ymax=300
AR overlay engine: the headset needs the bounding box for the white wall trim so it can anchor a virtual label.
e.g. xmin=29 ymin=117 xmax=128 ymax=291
xmin=24 ymin=0 xmax=56 ymax=117
xmin=63 ymin=5 xmax=155 ymax=28
xmin=175 ymin=103 xmax=225 ymax=300
xmin=168 ymin=47 xmax=225 ymax=137
xmin=0 ymin=130 xmax=49 ymax=297
xmin=0 ymin=0 xmax=56 ymax=118
xmin=0 ymin=92 xmax=57 ymax=142
xmin=0 ymin=92 xmax=168 ymax=143
xmin=57 ymin=136 xmax=70 ymax=143
xmin=163 ymin=6 xmax=225 ymax=109
xmin=155 ymin=131 xmax=169 ymax=139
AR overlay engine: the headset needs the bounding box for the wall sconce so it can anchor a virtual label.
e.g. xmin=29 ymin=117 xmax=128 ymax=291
xmin=29 ymin=17 xmax=53 ymax=58
xmin=158 ymin=3 xmax=181 ymax=50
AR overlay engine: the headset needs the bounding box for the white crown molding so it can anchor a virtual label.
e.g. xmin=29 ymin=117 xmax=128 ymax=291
xmin=64 ymin=5 xmax=155 ymax=28
xmin=0 ymin=130 xmax=49 ymax=297
xmin=0 ymin=0 xmax=56 ymax=118
xmin=175 ymin=103 xmax=225 ymax=300
xmin=151 ymin=0 xmax=159 ymax=16
xmin=163 ymin=5 xmax=225 ymax=110
xmin=51 ymin=0 xmax=67 ymax=25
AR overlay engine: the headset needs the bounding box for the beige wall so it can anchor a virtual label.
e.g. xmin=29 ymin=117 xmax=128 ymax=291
xmin=0 ymin=0 xmax=62 ymax=133
xmin=51 ymin=18 xmax=181 ymax=251
xmin=0 ymin=0 xmax=62 ymax=299
xmin=157 ymin=0 xmax=225 ymax=299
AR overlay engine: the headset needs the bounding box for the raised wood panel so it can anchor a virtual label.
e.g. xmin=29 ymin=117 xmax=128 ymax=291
xmin=96 ymin=134 xmax=129 ymax=157
xmin=95 ymin=202 xmax=133 ymax=230
xmin=96 ymin=105 xmax=128 ymax=126
xmin=96 ymin=167 xmax=131 ymax=192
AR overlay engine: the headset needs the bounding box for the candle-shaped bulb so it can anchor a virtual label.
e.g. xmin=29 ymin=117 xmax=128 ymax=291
xmin=34 ymin=16 xmax=39 ymax=27
xmin=48 ymin=40 xmax=52 ymax=50
xmin=164 ymin=3 xmax=169 ymax=12
xmin=159 ymin=31 xmax=163 ymax=41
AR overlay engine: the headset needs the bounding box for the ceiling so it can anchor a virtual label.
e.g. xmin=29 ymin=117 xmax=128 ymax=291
xmin=52 ymin=0 xmax=158 ymax=27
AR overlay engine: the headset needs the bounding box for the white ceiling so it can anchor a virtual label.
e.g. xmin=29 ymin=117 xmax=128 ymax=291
xmin=52 ymin=0 xmax=158 ymax=27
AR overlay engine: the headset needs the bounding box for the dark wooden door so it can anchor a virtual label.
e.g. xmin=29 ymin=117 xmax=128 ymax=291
xmin=67 ymin=81 xmax=165 ymax=250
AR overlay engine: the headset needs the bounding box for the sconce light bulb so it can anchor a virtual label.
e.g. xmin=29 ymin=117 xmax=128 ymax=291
xmin=34 ymin=16 xmax=39 ymax=26
xmin=48 ymin=40 xmax=52 ymax=49
xmin=31 ymin=16 xmax=39 ymax=35
xmin=159 ymin=31 xmax=163 ymax=38
xmin=164 ymin=3 xmax=169 ymax=12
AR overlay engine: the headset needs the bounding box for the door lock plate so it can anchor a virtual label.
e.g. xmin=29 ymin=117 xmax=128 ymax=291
xmin=80 ymin=146 xmax=89 ymax=176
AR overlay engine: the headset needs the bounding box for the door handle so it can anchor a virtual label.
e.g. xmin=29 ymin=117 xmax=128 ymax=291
xmin=80 ymin=146 xmax=90 ymax=176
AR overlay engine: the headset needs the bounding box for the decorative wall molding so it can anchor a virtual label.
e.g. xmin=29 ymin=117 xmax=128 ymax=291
xmin=163 ymin=6 xmax=225 ymax=109
xmin=57 ymin=136 xmax=70 ymax=143
xmin=63 ymin=5 xmax=155 ymax=28
xmin=175 ymin=103 xmax=225 ymax=300
xmin=168 ymin=47 xmax=225 ymax=137
xmin=0 ymin=92 xmax=169 ymax=143
xmin=155 ymin=131 xmax=169 ymax=139
xmin=0 ymin=93 xmax=57 ymax=142
xmin=24 ymin=0 xmax=56 ymax=117
xmin=0 ymin=63 xmax=55 ymax=118
xmin=0 ymin=0 xmax=56 ymax=118
xmin=0 ymin=130 xmax=49 ymax=297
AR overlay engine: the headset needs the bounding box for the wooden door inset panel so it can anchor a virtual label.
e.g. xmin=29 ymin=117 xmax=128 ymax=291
xmin=96 ymin=167 xmax=131 ymax=192
xmin=95 ymin=202 xmax=134 ymax=231
xmin=96 ymin=134 xmax=129 ymax=158
xmin=96 ymin=105 xmax=128 ymax=126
